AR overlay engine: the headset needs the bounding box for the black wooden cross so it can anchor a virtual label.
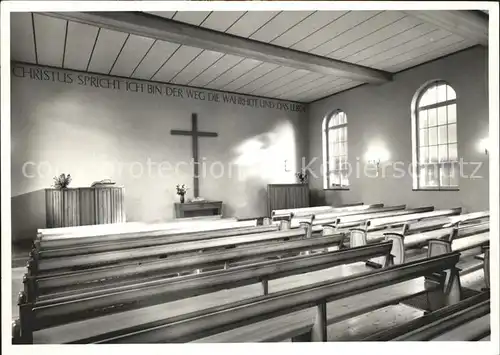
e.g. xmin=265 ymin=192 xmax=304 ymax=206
xmin=170 ymin=113 xmax=218 ymax=198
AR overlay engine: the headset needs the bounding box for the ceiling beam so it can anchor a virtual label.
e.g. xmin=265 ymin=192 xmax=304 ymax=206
xmin=41 ymin=11 xmax=392 ymax=84
xmin=403 ymin=10 xmax=488 ymax=46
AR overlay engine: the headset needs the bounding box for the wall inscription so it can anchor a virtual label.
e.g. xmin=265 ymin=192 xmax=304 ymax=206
xmin=12 ymin=63 xmax=307 ymax=113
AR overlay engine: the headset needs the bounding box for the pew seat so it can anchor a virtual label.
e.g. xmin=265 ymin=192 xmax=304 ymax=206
xmin=193 ymin=277 xmax=431 ymax=342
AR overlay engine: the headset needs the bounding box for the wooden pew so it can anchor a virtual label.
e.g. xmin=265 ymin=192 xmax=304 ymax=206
xmin=363 ymin=207 xmax=463 ymax=232
xmin=28 ymin=226 xmax=319 ymax=276
xmin=401 ymin=211 xmax=489 ymax=235
xmin=427 ymin=231 xmax=490 ymax=288
xmin=290 ymin=205 xmax=422 ymax=232
xmin=34 ymin=224 xmax=280 ymax=255
xmin=72 ymin=252 xmax=461 ymax=343
xmin=363 ymin=291 xmax=490 ymax=341
xmin=14 ymin=241 xmax=394 ymax=344
xmin=37 ymin=215 xmax=241 ymax=237
xmin=374 ymin=223 xmax=489 ymax=265
xmin=312 ymin=205 xmax=435 ymax=231
xmin=349 ymin=210 xmax=486 ymax=248
xmin=272 ymin=202 xmax=379 ymax=218
xmin=24 ymin=232 xmax=348 ymax=302
xmin=35 ymin=218 xmax=268 ymax=249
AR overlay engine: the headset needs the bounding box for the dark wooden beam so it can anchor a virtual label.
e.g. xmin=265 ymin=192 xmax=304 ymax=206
xmin=41 ymin=11 xmax=393 ymax=84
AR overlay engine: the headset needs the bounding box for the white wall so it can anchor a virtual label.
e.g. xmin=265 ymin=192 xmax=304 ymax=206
xmin=11 ymin=63 xmax=308 ymax=240
xmin=307 ymin=46 xmax=489 ymax=212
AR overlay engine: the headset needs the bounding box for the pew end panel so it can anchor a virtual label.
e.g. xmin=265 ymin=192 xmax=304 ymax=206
xmin=482 ymin=245 xmax=490 ymax=290
xmin=12 ymin=319 xmax=22 ymax=344
xmin=424 ymin=266 xmax=462 ymax=311
xmin=17 ymin=291 xmax=34 ymax=344
xmin=383 ymin=232 xmax=405 ymax=265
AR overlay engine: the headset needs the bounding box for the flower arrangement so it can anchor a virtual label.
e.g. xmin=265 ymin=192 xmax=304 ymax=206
xmin=176 ymin=184 xmax=188 ymax=203
xmin=53 ymin=173 xmax=72 ymax=189
xmin=295 ymin=170 xmax=308 ymax=184
xmin=176 ymin=184 xmax=188 ymax=195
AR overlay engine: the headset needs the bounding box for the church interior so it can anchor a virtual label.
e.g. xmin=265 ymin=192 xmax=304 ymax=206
xmin=4 ymin=5 xmax=497 ymax=345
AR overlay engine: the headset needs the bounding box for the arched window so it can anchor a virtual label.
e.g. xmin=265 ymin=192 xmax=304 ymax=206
xmin=413 ymin=81 xmax=458 ymax=189
xmin=323 ymin=110 xmax=348 ymax=189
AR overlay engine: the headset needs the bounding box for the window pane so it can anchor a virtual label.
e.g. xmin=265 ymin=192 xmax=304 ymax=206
xmin=341 ymin=172 xmax=349 ymax=186
xmin=419 ymin=166 xmax=428 ymax=187
xmin=428 ymin=108 xmax=437 ymax=126
xmin=329 ymin=116 xmax=337 ymax=128
xmin=427 ymin=165 xmax=439 ymax=186
xmin=422 ymin=85 xmax=437 ymax=107
xmin=440 ymin=165 xmax=450 ymax=186
xmin=429 ymin=145 xmax=438 ymax=163
xmin=447 ymin=86 xmax=456 ymax=101
xmin=437 ymin=84 xmax=447 ymax=103
xmin=437 ymin=106 xmax=447 ymax=125
xmin=448 ymin=123 xmax=457 ymax=143
xmin=438 ymin=125 xmax=448 ymax=144
xmin=438 ymin=144 xmax=448 ymax=162
xmin=419 ymin=110 xmax=428 ymax=128
xmin=338 ymin=127 xmax=344 ymax=142
xmin=419 ymin=128 xmax=429 ymax=146
xmin=429 ymin=127 xmax=438 ymax=145
xmin=330 ymin=173 xmax=341 ymax=187
xmin=419 ymin=147 xmax=428 ymax=163
xmin=449 ymin=143 xmax=458 ymax=161
xmin=337 ymin=143 xmax=344 ymax=156
xmin=447 ymin=104 xmax=456 ymax=123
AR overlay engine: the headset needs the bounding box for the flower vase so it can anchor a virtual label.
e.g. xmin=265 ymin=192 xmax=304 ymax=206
xmin=180 ymin=194 xmax=185 ymax=203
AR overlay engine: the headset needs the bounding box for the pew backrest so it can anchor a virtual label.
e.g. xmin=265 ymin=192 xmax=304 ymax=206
xmin=366 ymin=207 xmax=462 ymax=231
xmin=38 ymin=215 xmax=234 ymax=237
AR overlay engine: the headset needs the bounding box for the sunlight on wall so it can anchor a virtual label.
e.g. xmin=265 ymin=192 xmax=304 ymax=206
xmin=364 ymin=143 xmax=390 ymax=164
xmin=479 ymin=137 xmax=490 ymax=154
xmin=232 ymin=120 xmax=297 ymax=183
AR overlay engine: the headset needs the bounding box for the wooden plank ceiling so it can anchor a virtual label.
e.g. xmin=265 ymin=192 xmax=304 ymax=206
xmin=11 ymin=10 xmax=481 ymax=103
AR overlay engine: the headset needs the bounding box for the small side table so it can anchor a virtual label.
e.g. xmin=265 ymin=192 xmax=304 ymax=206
xmin=174 ymin=200 xmax=223 ymax=218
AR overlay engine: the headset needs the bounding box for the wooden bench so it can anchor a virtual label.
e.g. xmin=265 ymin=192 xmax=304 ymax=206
xmin=327 ymin=205 xmax=436 ymax=230
xmin=292 ymin=205 xmax=425 ymax=232
xmin=37 ymin=215 xmax=242 ymax=238
xmin=23 ymin=232 xmax=348 ymax=302
xmin=353 ymin=222 xmax=490 ymax=266
xmin=14 ymin=241 xmax=394 ymax=343
xmin=427 ymin=232 xmax=490 ymax=288
xmin=362 ymin=207 xmax=463 ymax=233
xmin=28 ymin=225 xmax=319 ymax=277
xmin=34 ymin=224 xmax=280 ymax=255
xmin=272 ymin=203 xmax=380 ymax=218
xmin=35 ymin=218 xmax=270 ymax=249
xmin=71 ymin=252 xmax=461 ymax=343
xmin=363 ymin=291 xmax=490 ymax=341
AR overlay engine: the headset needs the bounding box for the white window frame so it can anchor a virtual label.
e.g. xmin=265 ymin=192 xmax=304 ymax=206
xmin=322 ymin=110 xmax=349 ymax=190
xmin=412 ymin=80 xmax=459 ymax=191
